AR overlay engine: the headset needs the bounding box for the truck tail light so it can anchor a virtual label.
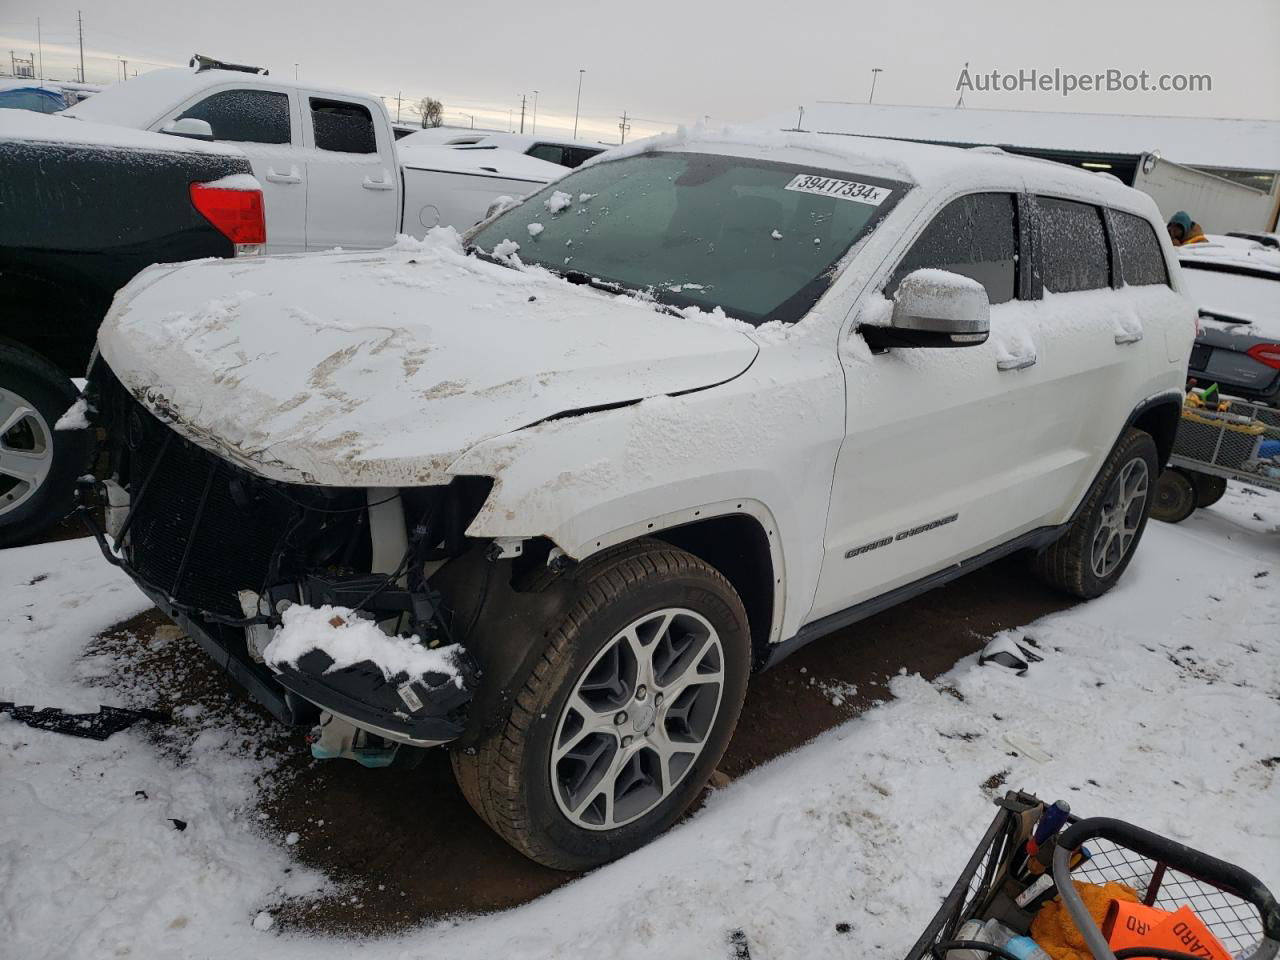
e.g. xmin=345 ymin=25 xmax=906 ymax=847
xmin=190 ymin=182 xmax=266 ymax=255
xmin=1246 ymin=343 xmax=1280 ymax=370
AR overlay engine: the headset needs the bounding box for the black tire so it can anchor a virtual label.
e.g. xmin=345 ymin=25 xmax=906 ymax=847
xmin=1188 ymin=471 xmax=1228 ymax=508
xmin=1151 ymin=469 xmax=1197 ymax=525
xmin=1030 ymin=428 xmax=1159 ymax=599
xmin=0 ymin=340 xmax=93 ymax=548
xmin=450 ymin=539 xmax=751 ymax=871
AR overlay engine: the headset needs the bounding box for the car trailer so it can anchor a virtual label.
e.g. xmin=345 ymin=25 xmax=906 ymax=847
xmin=1153 ymin=396 xmax=1280 ymax=523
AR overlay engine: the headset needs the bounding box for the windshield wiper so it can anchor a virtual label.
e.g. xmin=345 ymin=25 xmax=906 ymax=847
xmin=468 ymin=251 xmax=684 ymax=318
xmin=465 ymin=244 xmax=515 ymax=269
xmin=562 ymin=270 xmax=684 ymax=317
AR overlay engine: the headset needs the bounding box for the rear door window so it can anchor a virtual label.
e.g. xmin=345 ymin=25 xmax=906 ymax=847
xmin=563 ymin=146 xmax=604 ymax=168
xmin=887 ymin=192 xmax=1019 ymax=304
xmin=178 ymin=89 xmax=291 ymax=144
xmin=1038 ymin=197 xmax=1111 ymax=292
xmin=310 ymin=98 xmax=377 ymax=154
xmin=1111 ymin=210 xmax=1171 ymax=287
xmin=526 ymin=143 xmax=566 ymax=165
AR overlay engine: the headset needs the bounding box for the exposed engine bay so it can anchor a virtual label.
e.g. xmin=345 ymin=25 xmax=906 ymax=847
xmin=78 ymin=361 xmax=578 ymax=765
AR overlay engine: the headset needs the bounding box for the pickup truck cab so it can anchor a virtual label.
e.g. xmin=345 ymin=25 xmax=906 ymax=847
xmin=65 ymin=61 xmax=568 ymax=249
xmin=82 ymin=130 xmax=1194 ymax=870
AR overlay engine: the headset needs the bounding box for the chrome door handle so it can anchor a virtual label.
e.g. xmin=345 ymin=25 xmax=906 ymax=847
xmin=1114 ymin=331 xmax=1143 ymax=345
xmin=997 ymin=355 xmax=1037 ymax=372
xmin=362 ymin=175 xmax=394 ymax=191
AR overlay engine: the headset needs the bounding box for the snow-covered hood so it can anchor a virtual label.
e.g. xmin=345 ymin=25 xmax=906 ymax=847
xmin=97 ymin=233 xmax=759 ymax=486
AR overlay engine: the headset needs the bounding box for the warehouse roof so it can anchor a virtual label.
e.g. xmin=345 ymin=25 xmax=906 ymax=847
xmin=773 ymin=102 xmax=1280 ymax=172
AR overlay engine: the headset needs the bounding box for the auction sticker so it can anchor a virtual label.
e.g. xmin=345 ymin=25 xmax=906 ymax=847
xmin=785 ymin=174 xmax=890 ymax=206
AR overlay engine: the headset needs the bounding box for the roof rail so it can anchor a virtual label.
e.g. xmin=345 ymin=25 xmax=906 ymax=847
xmin=190 ymin=53 xmax=268 ymax=76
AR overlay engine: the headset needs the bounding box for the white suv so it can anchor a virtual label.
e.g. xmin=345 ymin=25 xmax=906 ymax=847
xmin=83 ymin=130 xmax=1194 ymax=870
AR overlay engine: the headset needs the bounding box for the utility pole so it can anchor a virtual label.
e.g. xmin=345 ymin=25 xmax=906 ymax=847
xmin=36 ymin=18 xmax=42 ymax=81
xmin=531 ymin=90 xmax=538 ymax=135
xmin=460 ymin=112 xmax=475 ymax=128
xmin=795 ymin=105 xmax=804 ymax=130
xmin=294 ymin=63 xmax=298 ymax=81
xmin=508 ymin=107 xmax=513 ymax=132
xmin=573 ymin=69 xmax=585 ymax=139
xmin=78 ymin=10 xmax=85 ymax=83
xmin=119 ymin=58 xmax=128 ymax=81
xmin=955 ymin=62 xmax=968 ymax=108
xmin=396 ymin=91 xmax=402 ymax=123
xmin=618 ymin=110 xmax=631 ymax=145
xmin=868 ymin=67 xmax=883 ymax=104
xmin=518 ymin=94 xmax=527 ymax=134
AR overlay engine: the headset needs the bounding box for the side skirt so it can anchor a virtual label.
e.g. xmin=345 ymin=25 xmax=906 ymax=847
xmin=762 ymin=524 xmax=1065 ymax=670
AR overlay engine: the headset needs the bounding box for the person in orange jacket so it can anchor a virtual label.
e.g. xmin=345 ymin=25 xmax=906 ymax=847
xmin=1167 ymin=211 xmax=1208 ymax=245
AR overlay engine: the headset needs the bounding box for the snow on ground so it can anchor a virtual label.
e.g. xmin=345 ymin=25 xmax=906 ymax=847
xmin=1 ymin=487 xmax=1277 ymax=960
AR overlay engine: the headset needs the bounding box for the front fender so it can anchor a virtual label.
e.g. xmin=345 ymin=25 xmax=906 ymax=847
xmin=447 ymin=359 xmax=845 ymax=643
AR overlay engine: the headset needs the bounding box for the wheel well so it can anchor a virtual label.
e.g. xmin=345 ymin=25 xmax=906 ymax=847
xmin=0 ymin=271 xmax=104 ymax=378
xmin=1130 ymin=399 xmax=1181 ymax=467
xmin=653 ymin=514 xmax=776 ymax=670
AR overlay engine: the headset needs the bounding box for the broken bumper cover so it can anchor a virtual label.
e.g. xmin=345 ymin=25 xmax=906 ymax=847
xmin=269 ymin=652 xmax=472 ymax=748
xmin=80 ymin=504 xmax=474 ymax=747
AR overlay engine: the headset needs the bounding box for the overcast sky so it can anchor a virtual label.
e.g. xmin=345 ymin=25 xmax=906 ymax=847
xmin=3 ymin=0 xmax=1277 ymax=142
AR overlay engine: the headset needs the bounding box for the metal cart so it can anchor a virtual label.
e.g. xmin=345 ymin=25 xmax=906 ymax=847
xmin=905 ymin=791 xmax=1280 ymax=960
xmin=1154 ymin=398 xmax=1280 ymax=523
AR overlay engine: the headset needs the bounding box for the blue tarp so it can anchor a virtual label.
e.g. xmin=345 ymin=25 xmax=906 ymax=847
xmin=0 ymin=86 xmax=68 ymax=114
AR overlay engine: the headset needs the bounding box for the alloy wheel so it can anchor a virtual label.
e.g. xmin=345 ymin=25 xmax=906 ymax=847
xmin=0 ymin=388 xmax=54 ymax=517
xmin=551 ymin=607 xmax=725 ymax=830
xmin=1090 ymin=457 xmax=1149 ymax=578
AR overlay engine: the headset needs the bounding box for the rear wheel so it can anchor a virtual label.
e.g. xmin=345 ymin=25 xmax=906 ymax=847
xmin=1031 ymin=428 xmax=1158 ymax=599
xmin=1188 ymin=471 xmax=1228 ymax=508
xmin=1151 ymin=468 xmax=1197 ymax=524
xmin=450 ymin=540 xmax=750 ymax=870
xmin=0 ymin=341 xmax=92 ymax=548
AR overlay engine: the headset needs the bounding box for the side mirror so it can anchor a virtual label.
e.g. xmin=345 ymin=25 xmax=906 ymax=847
xmin=861 ymin=269 xmax=991 ymax=349
xmin=161 ymin=117 xmax=215 ymax=141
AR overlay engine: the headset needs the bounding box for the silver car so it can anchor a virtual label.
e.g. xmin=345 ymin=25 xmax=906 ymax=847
xmin=1180 ymin=240 xmax=1280 ymax=406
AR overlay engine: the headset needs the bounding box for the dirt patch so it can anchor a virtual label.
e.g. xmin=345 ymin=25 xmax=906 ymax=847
xmin=83 ymin=553 xmax=1073 ymax=937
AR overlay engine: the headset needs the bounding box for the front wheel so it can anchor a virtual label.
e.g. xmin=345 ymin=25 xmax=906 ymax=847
xmin=1031 ymin=428 xmax=1158 ymax=599
xmin=450 ymin=540 xmax=751 ymax=870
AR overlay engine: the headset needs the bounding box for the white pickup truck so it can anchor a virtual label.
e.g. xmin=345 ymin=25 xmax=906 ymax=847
xmin=63 ymin=59 xmax=567 ymax=252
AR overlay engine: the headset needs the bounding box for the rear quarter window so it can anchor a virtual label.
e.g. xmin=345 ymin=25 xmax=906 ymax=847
xmin=1038 ymin=197 xmax=1111 ymax=293
xmin=1111 ymin=210 xmax=1171 ymax=287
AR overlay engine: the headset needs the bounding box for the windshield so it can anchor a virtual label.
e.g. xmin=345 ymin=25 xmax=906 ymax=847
xmin=63 ymin=69 xmax=195 ymax=128
xmin=469 ymin=151 xmax=908 ymax=325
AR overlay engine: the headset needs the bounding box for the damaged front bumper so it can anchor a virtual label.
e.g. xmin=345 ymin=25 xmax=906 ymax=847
xmin=78 ymin=490 xmax=475 ymax=751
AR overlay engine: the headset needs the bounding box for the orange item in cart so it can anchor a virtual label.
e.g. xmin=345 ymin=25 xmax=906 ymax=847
xmin=1103 ymin=900 xmax=1172 ymax=949
xmin=1140 ymin=906 xmax=1232 ymax=960
xmin=1031 ymin=881 xmax=1141 ymax=960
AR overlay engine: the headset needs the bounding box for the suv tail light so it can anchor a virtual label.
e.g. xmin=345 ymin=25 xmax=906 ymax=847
xmin=1246 ymin=343 xmax=1280 ymax=370
xmin=189 ymin=182 xmax=266 ymax=255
